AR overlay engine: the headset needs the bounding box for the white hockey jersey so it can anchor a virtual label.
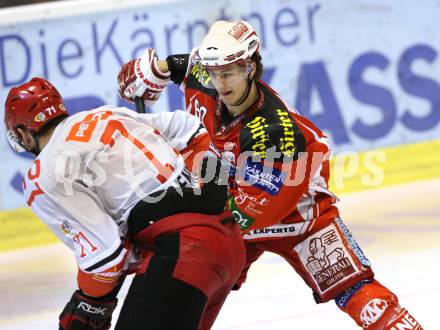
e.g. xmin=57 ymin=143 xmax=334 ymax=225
xmin=21 ymin=106 xmax=205 ymax=275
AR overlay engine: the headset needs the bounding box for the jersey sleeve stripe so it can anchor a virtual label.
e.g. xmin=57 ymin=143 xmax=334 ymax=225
xmin=186 ymin=124 xmax=207 ymax=147
xmin=84 ymin=243 xmax=124 ymax=272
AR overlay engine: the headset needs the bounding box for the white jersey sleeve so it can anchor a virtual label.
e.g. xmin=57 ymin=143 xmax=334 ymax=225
xmin=110 ymin=107 xmax=206 ymax=151
xmin=22 ymin=159 xmax=124 ymax=274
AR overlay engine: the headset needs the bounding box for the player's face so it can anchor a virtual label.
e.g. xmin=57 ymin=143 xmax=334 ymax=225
xmin=206 ymin=64 xmax=249 ymax=105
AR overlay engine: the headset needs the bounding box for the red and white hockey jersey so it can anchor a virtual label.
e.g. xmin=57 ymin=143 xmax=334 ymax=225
xmin=21 ymin=106 xmax=206 ymax=294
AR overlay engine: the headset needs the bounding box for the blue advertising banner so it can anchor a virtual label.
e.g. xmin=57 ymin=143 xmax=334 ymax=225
xmin=1 ymin=0 xmax=439 ymax=209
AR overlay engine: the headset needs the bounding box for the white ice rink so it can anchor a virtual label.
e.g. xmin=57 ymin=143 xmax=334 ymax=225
xmin=1 ymin=179 xmax=439 ymax=329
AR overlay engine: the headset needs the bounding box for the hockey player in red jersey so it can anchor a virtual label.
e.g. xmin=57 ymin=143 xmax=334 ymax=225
xmin=117 ymin=20 xmax=423 ymax=330
xmin=4 ymin=77 xmax=245 ymax=330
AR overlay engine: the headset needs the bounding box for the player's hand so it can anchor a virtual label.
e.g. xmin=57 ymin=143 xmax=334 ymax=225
xmin=128 ymin=157 xmax=228 ymax=235
xmin=196 ymin=156 xmax=228 ymax=214
xmin=117 ymin=48 xmax=170 ymax=107
xmin=59 ymin=290 xmax=117 ymax=330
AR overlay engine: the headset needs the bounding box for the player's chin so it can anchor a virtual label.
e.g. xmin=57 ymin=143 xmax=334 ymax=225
xmin=220 ymin=94 xmax=237 ymax=105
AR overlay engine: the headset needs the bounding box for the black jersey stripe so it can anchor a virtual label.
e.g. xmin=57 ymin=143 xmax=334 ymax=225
xmin=85 ymin=243 xmax=124 ymax=272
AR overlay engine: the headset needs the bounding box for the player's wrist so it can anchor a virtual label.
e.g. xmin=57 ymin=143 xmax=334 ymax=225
xmin=157 ymin=60 xmax=170 ymax=74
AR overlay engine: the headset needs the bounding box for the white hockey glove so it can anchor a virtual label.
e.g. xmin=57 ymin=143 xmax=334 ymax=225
xmin=118 ymin=48 xmax=170 ymax=107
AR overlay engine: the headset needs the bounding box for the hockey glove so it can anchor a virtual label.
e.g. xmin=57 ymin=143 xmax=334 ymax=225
xmin=117 ymin=48 xmax=170 ymax=107
xmin=197 ymin=156 xmax=228 ymax=214
xmin=59 ymin=290 xmax=117 ymax=330
xmin=128 ymin=157 xmax=228 ymax=235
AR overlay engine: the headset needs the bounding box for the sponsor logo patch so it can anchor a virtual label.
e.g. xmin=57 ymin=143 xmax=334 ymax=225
xmin=243 ymin=223 xmax=308 ymax=240
xmin=335 ymin=217 xmax=371 ymax=267
xmin=191 ymin=63 xmax=211 ymax=87
xmin=275 ymin=108 xmax=297 ymax=157
xmin=335 ymin=279 xmax=371 ymax=308
xmin=77 ymin=302 xmax=107 ymax=315
xmin=235 ymin=188 xmax=269 ymax=206
xmin=360 ymin=299 xmax=388 ymax=328
xmin=295 ymin=224 xmax=360 ymax=294
xmin=228 ymin=21 xmax=249 ymax=40
xmin=202 ymin=56 xmax=219 ymax=61
xmin=243 ymin=160 xmax=283 ymax=195
xmin=229 ymin=198 xmax=255 ymax=230
xmin=389 ymin=310 xmax=421 ymax=330
xmin=245 ymin=116 xmax=270 ymax=158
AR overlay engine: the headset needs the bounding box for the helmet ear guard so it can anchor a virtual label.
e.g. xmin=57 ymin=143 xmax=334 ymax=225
xmin=6 ymin=127 xmax=26 ymax=153
xmin=243 ymin=60 xmax=256 ymax=78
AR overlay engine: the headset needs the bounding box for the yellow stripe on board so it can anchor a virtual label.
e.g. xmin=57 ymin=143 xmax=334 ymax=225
xmin=0 ymin=208 xmax=57 ymax=252
xmin=1 ymin=139 xmax=439 ymax=252
xmin=329 ymin=138 xmax=440 ymax=194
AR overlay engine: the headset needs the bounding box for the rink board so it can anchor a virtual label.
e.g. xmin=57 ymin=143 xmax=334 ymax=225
xmin=1 ymin=138 xmax=439 ymax=252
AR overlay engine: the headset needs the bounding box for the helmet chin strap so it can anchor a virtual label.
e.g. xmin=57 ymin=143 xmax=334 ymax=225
xmin=230 ymin=78 xmax=254 ymax=107
xmin=15 ymin=127 xmax=41 ymax=156
xmin=27 ymin=132 xmax=41 ymax=156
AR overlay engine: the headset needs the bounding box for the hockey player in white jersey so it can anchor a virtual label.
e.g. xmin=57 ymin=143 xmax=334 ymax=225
xmin=4 ymin=77 xmax=245 ymax=330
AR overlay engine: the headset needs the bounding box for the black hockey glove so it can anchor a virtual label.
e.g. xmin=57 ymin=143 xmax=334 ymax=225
xmin=197 ymin=155 xmax=228 ymax=213
xmin=128 ymin=157 xmax=228 ymax=235
xmin=59 ymin=290 xmax=117 ymax=330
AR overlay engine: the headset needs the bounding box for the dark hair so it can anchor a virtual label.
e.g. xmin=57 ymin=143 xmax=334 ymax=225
xmin=251 ymin=52 xmax=264 ymax=81
xmin=36 ymin=115 xmax=68 ymax=138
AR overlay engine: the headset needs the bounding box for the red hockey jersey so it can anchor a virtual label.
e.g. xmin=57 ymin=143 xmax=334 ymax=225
xmin=169 ymin=52 xmax=340 ymax=240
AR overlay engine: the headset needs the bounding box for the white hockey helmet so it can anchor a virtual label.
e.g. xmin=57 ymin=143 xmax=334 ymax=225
xmin=197 ymin=20 xmax=260 ymax=68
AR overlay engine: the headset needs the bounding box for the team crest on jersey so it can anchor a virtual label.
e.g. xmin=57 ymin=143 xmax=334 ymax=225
xmin=60 ymin=219 xmax=74 ymax=235
xmin=295 ymin=224 xmax=360 ymax=294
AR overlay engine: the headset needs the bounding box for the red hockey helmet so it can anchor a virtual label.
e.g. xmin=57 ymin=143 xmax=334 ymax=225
xmin=4 ymin=77 xmax=68 ymax=152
